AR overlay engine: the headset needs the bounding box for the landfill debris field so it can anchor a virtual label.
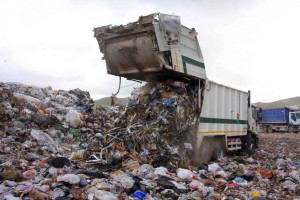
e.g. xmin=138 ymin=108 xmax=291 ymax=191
xmin=1 ymin=82 xmax=300 ymax=200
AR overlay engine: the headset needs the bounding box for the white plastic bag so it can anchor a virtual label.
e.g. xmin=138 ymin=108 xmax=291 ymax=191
xmin=3 ymin=194 xmax=21 ymax=200
xmin=120 ymin=176 xmax=135 ymax=189
xmin=94 ymin=190 xmax=118 ymax=200
xmin=189 ymin=180 xmax=213 ymax=196
xmin=13 ymin=92 xmax=41 ymax=108
xmin=111 ymin=173 xmax=135 ymax=189
xmin=208 ymin=163 xmax=221 ymax=172
xmin=57 ymin=174 xmax=80 ymax=184
xmin=154 ymin=167 xmax=168 ymax=176
xmin=22 ymin=169 xmax=37 ymax=180
xmin=177 ymin=168 xmax=193 ymax=180
xmin=138 ymin=164 xmax=154 ymax=179
xmin=65 ymin=110 xmax=83 ymax=128
xmin=189 ymin=180 xmax=204 ymax=190
xmin=31 ymin=129 xmax=58 ymax=152
xmin=30 ymin=88 xmax=46 ymax=99
xmin=50 ymin=188 xmax=65 ymax=199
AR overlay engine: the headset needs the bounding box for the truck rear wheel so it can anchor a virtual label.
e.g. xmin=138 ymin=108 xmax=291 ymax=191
xmin=214 ymin=136 xmax=226 ymax=161
xmin=267 ymin=126 xmax=273 ymax=133
xmin=243 ymin=133 xmax=256 ymax=155
xmin=216 ymin=147 xmax=225 ymax=160
xmin=262 ymin=126 xmax=267 ymax=133
xmin=288 ymin=125 xmax=294 ymax=133
xmin=248 ymin=137 xmax=255 ymax=155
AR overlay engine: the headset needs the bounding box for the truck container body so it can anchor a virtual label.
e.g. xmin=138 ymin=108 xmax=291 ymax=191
xmin=199 ymin=81 xmax=248 ymax=136
xmin=257 ymin=107 xmax=300 ymax=133
xmin=190 ymin=80 xmax=256 ymax=163
xmin=94 ymin=13 xmax=258 ymax=163
xmin=259 ymin=108 xmax=289 ymax=124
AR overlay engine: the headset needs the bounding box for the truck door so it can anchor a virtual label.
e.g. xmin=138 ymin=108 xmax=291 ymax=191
xmin=295 ymin=112 xmax=300 ymax=125
xmin=290 ymin=112 xmax=297 ymax=125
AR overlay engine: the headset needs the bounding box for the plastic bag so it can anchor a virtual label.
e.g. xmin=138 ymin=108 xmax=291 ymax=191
xmin=154 ymin=167 xmax=168 ymax=177
xmin=120 ymin=175 xmax=135 ymax=189
xmin=57 ymin=174 xmax=80 ymax=184
xmin=66 ymin=110 xmax=83 ymax=128
xmin=189 ymin=180 xmax=204 ymax=190
xmin=48 ymin=167 xmax=58 ymax=177
xmin=41 ymin=97 xmax=51 ymax=108
xmin=23 ymin=169 xmax=37 ymax=180
xmin=31 ymin=129 xmax=58 ymax=152
xmin=177 ymin=168 xmax=193 ymax=180
xmin=13 ymin=92 xmax=41 ymax=108
xmin=208 ymin=163 xmax=221 ymax=172
xmin=95 ymin=182 xmax=114 ymax=191
xmin=233 ymin=177 xmax=248 ymax=186
xmin=50 ymin=188 xmax=65 ymax=199
xmin=282 ymin=180 xmax=297 ymax=191
xmin=30 ymin=88 xmax=46 ymax=99
xmin=189 ymin=180 xmax=213 ymax=196
xmin=2 ymin=194 xmax=21 ymax=200
xmin=111 ymin=173 xmax=135 ymax=189
xmin=138 ymin=164 xmax=154 ymax=179
xmin=184 ymin=143 xmax=193 ymax=150
xmin=40 ymin=185 xmax=50 ymax=193
xmin=289 ymin=170 xmax=300 ymax=182
xmin=216 ymin=170 xmax=228 ymax=178
xmin=48 ymin=129 xmax=60 ymax=138
xmin=94 ymin=190 xmax=118 ymax=200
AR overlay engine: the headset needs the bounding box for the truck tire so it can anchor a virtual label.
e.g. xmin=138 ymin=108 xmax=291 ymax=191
xmin=243 ymin=133 xmax=255 ymax=155
xmin=213 ymin=136 xmax=226 ymax=161
xmin=288 ymin=125 xmax=294 ymax=133
xmin=267 ymin=126 xmax=273 ymax=133
xmin=216 ymin=147 xmax=225 ymax=160
xmin=262 ymin=126 xmax=267 ymax=133
xmin=248 ymin=137 xmax=255 ymax=155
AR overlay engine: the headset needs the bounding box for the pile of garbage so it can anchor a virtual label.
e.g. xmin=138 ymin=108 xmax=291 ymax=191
xmin=122 ymin=81 xmax=200 ymax=166
xmin=126 ymin=81 xmax=199 ymax=132
xmin=0 ymin=82 xmax=300 ymax=199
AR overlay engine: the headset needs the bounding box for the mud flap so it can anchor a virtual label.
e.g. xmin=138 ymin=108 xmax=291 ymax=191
xmin=241 ymin=132 xmax=256 ymax=155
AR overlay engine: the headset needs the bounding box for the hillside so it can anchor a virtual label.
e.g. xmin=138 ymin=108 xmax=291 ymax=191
xmin=95 ymin=96 xmax=300 ymax=109
xmin=254 ymin=96 xmax=300 ymax=110
xmin=94 ymin=96 xmax=129 ymax=106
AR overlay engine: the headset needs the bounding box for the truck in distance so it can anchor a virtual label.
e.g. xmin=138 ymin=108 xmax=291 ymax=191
xmin=257 ymin=107 xmax=300 ymax=133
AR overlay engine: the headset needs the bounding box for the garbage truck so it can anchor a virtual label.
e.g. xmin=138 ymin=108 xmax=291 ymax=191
xmin=257 ymin=107 xmax=300 ymax=133
xmin=94 ymin=13 xmax=258 ymax=163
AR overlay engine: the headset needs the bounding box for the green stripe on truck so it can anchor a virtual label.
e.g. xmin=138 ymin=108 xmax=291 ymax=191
xmin=182 ymin=55 xmax=205 ymax=74
xmin=200 ymin=117 xmax=247 ymax=124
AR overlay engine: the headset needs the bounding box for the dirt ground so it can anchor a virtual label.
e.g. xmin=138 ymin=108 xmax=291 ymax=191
xmin=249 ymin=132 xmax=300 ymax=199
xmin=255 ymin=132 xmax=300 ymax=161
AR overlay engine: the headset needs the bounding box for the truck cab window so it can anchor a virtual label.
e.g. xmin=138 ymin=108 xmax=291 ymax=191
xmin=291 ymin=113 xmax=297 ymax=121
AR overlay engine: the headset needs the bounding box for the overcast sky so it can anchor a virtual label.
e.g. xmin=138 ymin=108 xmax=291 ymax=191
xmin=0 ymin=0 xmax=299 ymax=103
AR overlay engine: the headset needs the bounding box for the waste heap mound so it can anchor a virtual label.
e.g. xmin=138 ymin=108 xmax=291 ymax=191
xmin=1 ymin=82 xmax=299 ymax=199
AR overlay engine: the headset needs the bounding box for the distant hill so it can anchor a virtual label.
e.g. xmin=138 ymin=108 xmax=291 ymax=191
xmin=254 ymin=96 xmax=300 ymax=110
xmin=95 ymin=96 xmax=130 ymax=106
xmin=95 ymin=95 xmax=300 ymax=110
